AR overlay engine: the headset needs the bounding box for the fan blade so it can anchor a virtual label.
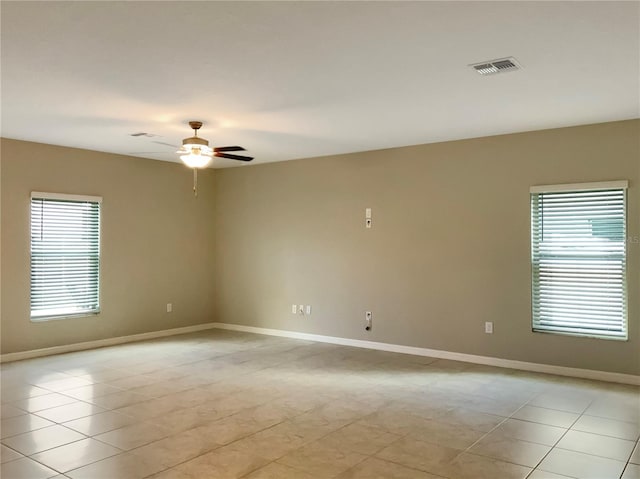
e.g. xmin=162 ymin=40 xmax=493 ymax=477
xmin=214 ymin=146 xmax=246 ymax=152
xmin=214 ymin=152 xmax=254 ymax=162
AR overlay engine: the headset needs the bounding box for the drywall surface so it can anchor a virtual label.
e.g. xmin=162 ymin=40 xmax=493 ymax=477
xmin=214 ymin=120 xmax=640 ymax=375
xmin=1 ymin=139 xmax=216 ymax=353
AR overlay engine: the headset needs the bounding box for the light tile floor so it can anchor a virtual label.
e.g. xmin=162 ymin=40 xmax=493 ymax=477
xmin=1 ymin=329 xmax=638 ymax=479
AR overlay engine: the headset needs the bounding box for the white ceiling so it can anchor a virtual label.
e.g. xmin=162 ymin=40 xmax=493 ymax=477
xmin=2 ymin=1 xmax=639 ymax=168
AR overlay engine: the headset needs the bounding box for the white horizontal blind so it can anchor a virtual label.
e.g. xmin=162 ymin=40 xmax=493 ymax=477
xmin=531 ymin=186 xmax=627 ymax=339
xmin=30 ymin=193 xmax=101 ymax=320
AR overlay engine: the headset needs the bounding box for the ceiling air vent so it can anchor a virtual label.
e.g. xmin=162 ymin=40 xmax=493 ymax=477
xmin=470 ymin=57 xmax=521 ymax=76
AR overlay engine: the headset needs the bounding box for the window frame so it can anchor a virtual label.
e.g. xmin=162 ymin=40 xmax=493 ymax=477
xmin=530 ymin=181 xmax=628 ymax=341
xmin=30 ymin=191 xmax=102 ymax=322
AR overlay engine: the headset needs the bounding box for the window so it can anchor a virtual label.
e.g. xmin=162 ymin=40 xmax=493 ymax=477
xmin=530 ymin=181 xmax=628 ymax=339
xmin=30 ymin=192 xmax=101 ymax=321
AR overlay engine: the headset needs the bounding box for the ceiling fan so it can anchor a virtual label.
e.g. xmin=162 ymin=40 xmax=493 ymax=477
xmin=177 ymin=121 xmax=253 ymax=196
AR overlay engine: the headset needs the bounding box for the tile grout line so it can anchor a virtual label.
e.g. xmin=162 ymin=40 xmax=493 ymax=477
xmin=4 ymin=330 xmax=639 ymax=479
xmin=458 ymin=392 xmax=590 ymax=477
xmin=524 ymin=401 xmax=593 ymax=478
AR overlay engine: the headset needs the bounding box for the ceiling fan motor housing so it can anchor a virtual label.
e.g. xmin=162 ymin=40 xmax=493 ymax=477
xmin=182 ymin=136 xmax=209 ymax=147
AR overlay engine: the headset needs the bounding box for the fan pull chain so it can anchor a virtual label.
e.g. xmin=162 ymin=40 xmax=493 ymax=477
xmin=193 ymin=169 xmax=198 ymax=197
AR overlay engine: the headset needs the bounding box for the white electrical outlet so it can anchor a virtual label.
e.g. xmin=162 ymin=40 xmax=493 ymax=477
xmin=365 ymin=208 xmax=372 ymax=219
xmin=485 ymin=321 xmax=493 ymax=334
xmin=298 ymin=305 xmax=304 ymax=315
xmin=305 ymin=305 xmax=312 ymax=315
xmin=291 ymin=304 xmax=297 ymax=314
xmin=365 ymin=311 xmax=372 ymax=331
xmin=166 ymin=303 xmax=172 ymax=313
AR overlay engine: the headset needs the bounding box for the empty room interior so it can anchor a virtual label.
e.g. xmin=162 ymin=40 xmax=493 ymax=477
xmin=1 ymin=2 xmax=639 ymax=479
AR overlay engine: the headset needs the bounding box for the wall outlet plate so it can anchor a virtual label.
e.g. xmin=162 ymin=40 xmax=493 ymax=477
xmin=166 ymin=303 xmax=172 ymax=313
xmin=291 ymin=304 xmax=297 ymax=314
xmin=485 ymin=321 xmax=493 ymax=334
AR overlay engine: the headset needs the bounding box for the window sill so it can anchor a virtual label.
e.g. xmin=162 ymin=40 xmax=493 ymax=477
xmin=532 ymin=329 xmax=628 ymax=341
xmin=30 ymin=312 xmax=101 ymax=323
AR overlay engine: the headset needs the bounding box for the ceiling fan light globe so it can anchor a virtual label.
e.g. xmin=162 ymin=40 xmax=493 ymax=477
xmin=180 ymin=142 xmax=213 ymax=155
xmin=180 ymin=153 xmax=212 ymax=168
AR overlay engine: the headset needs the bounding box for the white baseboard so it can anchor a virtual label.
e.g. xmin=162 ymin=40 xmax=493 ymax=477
xmin=0 ymin=322 xmax=219 ymax=363
xmin=212 ymin=322 xmax=640 ymax=386
xmin=2 ymin=320 xmax=637 ymax=386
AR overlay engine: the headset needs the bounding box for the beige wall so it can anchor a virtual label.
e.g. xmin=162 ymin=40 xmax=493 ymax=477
xmin=214 ymin=120 xmax=640 ymax=375
xmin=2 ymin=121 xmax=638 ymax=375
xmin=1 ymin=139 xmax=216 ymax=353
